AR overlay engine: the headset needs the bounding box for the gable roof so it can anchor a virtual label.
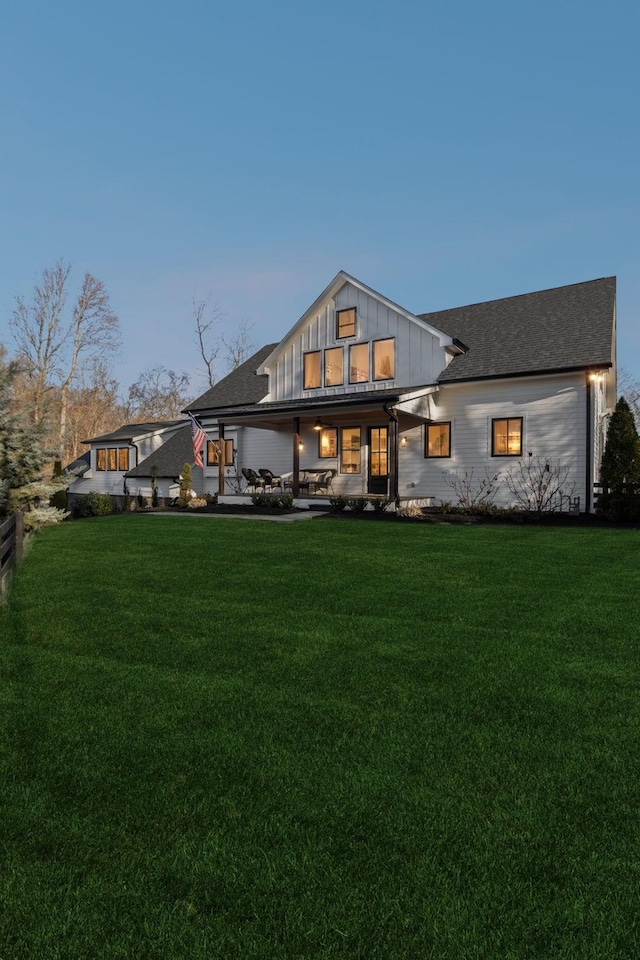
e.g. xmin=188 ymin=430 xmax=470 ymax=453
xmin=187 ymin=344 xmax=276 ymax=413
xmin=422 ymin=277 xmax=616 ymax=383
xmin=125 ymin=423 xmax=194 ymax=479
xmin=83 ymin=421 xmax=183 ymax=444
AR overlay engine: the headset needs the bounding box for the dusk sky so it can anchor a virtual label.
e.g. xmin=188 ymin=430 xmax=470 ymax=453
xmin=1 ymin=0 xmax=638 ymax=398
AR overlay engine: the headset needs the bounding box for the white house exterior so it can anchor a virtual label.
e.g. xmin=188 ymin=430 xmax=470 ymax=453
xmin=187 ymin=271 xmax=616 ymax=512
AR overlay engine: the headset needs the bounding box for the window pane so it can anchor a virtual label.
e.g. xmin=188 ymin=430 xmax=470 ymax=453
xmin=336 ymin=308 xmax=356 ymax=338
xmin=349 ymin=344 xmax=369 ymax=383
xmin=427 ymin=423 xmax=450 ymax=457
xmin=324 ymin=347 xmax=343 ymax=386
xmin=304 ymin=351 xmax=321 ymax=389
xmin=207 ymin=440 xmax=218 ymax=465
xmin=319 ymin=428 xmax=337 ymax=458
xmin=225 ymin=440 xmax=234 ymax=465
xmin=340 ymin=427 xmax=361 ymax=473
xmin=493 ymin=418 xmax=522 ymax=456
xmin=96 ymin=449 xmax=106 ymax=471
xmin=118 ymin=448 xmax=129 ymax=471
xmin=107 ymin=448 xmax=117 ymax=471
xmin=373 ymin=339 xmax=395 ymax=380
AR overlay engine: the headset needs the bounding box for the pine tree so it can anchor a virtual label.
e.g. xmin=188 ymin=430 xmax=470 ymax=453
xmin=0 ymin=350 xmax=68 ymax=524
xmin=600 ymin=397 xmax=640 ymax=492
xmin=178 ymin=463 xmax=193 ymax=507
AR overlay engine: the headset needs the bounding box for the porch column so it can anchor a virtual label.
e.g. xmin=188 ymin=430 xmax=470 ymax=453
xmin=218 ymin=423 xmax=225 ymax=496
xmin=292 ymin=417 xmax=300 ymax=497
xmin=386 ymin=406 xmax=399 ymax=507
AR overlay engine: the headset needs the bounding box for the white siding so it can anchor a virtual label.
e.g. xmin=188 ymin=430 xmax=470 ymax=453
xmin=267 ymin=281 xmax=447 ymax=402
xmin=398 ymin=373 xmax=589 ymax=509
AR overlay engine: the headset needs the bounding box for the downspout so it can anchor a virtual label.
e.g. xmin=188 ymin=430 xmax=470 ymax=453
xmin=383 ymin=401 xmax=400 ymax=509
xmin=585 ymin=373 xmax=592 ymax=514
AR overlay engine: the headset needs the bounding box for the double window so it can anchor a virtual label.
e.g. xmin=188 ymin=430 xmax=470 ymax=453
xmin=206 ymin=439 xmax=234 ymax=466
xmin=425 ymin=423 xmax=451 ymax=458
xmin=96 ymin=447 xmax=129 ymax=471
xmin=492 ymin=418 xmax=523 ymax=456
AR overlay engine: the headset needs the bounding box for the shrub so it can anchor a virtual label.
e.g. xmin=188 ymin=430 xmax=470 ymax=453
xmin=250 ymin=493 xmax=294 ymax=509
xmin=71 ymin=492 xmax=114 ymax=518
xmin=600 ymin=397 xmax=640 ymax=492
xmin=445 ymin=468 xmax=500 ymax=508
xmin=503 ymin=454 xmax=575 ymax=512
xmin=187 ymin=497 xmax=208 ymax=509
xmin=346 ymin=497 xmax=369 ymax=513
xmin=178 ymin=464 xmax=193 ymax=507
xmin=596 ymin=491 xmax=640 ymax=523
xmin=370 ymin=497 xmax=391 ymax=514
xmin=329 ymin=496 xmax=348 ymax=512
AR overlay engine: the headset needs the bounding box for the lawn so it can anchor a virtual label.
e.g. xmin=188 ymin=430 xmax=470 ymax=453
xmin=1 ymin=515 xmax=639 ymax=960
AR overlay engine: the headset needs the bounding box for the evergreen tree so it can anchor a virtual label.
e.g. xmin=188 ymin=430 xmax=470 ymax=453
xmin=0 ymin=350 xmax=68 ymax=524
xmin=600 ymin=397 xmax=640 ymax=492
xmin=178 ymin=463 xmax=193 ymax=507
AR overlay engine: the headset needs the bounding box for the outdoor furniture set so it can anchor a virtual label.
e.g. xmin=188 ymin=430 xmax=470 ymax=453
xmin=240 ymin=467 xmax=336 ymax=496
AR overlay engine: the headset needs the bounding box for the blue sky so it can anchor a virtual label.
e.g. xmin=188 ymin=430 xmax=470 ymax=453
xmin=1 ymin=0 xmax=638 ymax=396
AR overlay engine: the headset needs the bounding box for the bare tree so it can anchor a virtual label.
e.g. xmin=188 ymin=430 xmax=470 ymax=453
xmin=503 ymin=454 xmax=576 ymax=512
xmin=64 ymin=361 xmax=125 ymax=464
xmin=126 ymin=366 xmax=191 ymax=421
xmin=222 ymin=318 xmax=257 ymax=372
xmin=193 ymin=296 xmax=223 ymax=388
xmin=9 ymin=261 xmax=120 ymax=453
xmin=445 ymin=468 xmax=501 ymax=508
xmin=619 ymin=368 xmax=640 ymax=428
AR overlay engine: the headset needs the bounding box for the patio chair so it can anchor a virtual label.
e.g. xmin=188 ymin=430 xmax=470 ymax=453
xmin=314 ymin=469 xmax=336 ymax=495
xmin=241 ymin=468 xmax=265 ymax=493
xmin=259 ymin=468 xmax=283 ymax=492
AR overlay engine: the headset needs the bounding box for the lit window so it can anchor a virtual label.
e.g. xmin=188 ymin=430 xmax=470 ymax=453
xmin=118 ymin=448 xmax=129 ymax=471
xmin=96 ymin=449 xmax=106 ymax=471
xmin=304 ymin=351 xmax=321 ymax=389
xmin=319 ymin=428 xmax=337 ymax=458
xmin=349 ymin=343 xmax=369 ymax=383
xmin=492 ymin=418 xmax=523 ymax=456
xmin=340 ymin=427 xmax=361 ymax=473
xmin=206 ymin=440 xmax=234 ymax=466
xmin=336 ymin=308 xmax=356 ymax=339
xmin=324 ymin=347 xmax=343 ymax=386
xmin=373 ymin=339 xmax=395 ymax=380
xmin=426 ymin=423 xmax=451 ymax=458
xmin=107 ymin=448 xmax=117 ymax=471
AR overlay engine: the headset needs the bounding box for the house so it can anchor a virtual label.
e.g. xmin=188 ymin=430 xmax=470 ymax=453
xmin=186 ymin=271 xmax=616 ymax=512
xmin=67 ymin=421 xmax=187 ymax=501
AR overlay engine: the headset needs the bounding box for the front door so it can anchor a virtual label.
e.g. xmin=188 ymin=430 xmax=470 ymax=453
xmin=368 ymin=426 xmax=389 ymax=496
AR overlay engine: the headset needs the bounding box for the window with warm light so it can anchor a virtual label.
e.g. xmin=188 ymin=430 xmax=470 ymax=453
xmin=107 ymin=448 xmax=117 ymax=471
xmin=340 ymin=427 xmax=361 ymax=473
xmin=373 ymin=338 xmax=395 ymax=380
xmin=319 ymin=428 xmax=337 ymax=458
xmin=96 ymin=449 xmax=106 ymax=471
xmin=426 ymin=423 xmax=451 ymax=458
xmin=324 ymin=347 xmax=343 ymax=386
xmin=492 ymin=418 xmax=523 ymax=456
xmin=303 ymin=351 xmax=322 ymax=389
xmin=336 ymin=307 xmax=356 ymax=338
xmin=349 ymin=343 xmax=369 ymax=383
xmin=206 ymin=439 xmax=234 ymax=466
xmin=118 ymin=447 xmax=129 ymax=471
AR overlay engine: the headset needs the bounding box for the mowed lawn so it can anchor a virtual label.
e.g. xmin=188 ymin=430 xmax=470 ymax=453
xmin=1 ymin=516 xmax=639 ymax=960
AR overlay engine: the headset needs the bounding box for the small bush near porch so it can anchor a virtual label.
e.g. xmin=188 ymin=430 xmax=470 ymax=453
xmin=1 ymin=517 xmax=638 ymax=959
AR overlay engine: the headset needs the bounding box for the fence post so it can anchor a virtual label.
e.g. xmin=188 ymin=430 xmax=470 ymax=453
xmin=14 ymin=509 xmax=24 ymax=564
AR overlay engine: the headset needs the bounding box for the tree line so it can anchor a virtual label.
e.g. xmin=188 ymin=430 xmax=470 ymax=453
xmin=3 ymin=261 xmax=256 ymax=470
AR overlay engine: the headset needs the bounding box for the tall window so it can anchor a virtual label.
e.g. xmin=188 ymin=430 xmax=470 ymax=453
xmin=97 ymin=447 xmax=130 ymax=471
xmin=336 ymin=307 xmax=356 ymax=339
xmin=426 ymin=423 xmax=451 ymax=458
xmin=340 ymin=427 xmax=361 ymax=473
xmin=206 ymin=440 xmax=234 ymax=466
xmin=492 ymin=418 xmax=523 ymax=456
xmin=349 ymin=343 xmax=369 ymax=383
xmin=118 ymin=448 xmax=129 ymax=471
xmin=96 ymin=449 xmax=106 ymax=471
xmin=324 ymin=347 xmax=343 ymax=386
xmin=303 ymin=351 xmax=321 ymax=389
xmin=318 ymin=428 xmax=337 ymax=458
xmin=373 ymin=339 xmax=395 ymax=380
xmin=107 ymin=448 xmax=117 ymax=471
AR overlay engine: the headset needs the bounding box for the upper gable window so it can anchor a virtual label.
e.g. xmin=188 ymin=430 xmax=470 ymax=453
xmin=336 ymin=308 xmax=356 ymax=339
xmin=349 ymin=343 xmax=369 ymax=383
xmin=324 ymin=347 xmax=343 ymax=387
xmin=303 ymin=351 xmax=322 ymax=389
xmin=373 ymin=339 xmax=395 ymax=380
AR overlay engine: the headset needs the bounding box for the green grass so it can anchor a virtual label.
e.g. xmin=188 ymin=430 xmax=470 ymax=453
xmin=1 ymin=516 xmax=639 ymax=959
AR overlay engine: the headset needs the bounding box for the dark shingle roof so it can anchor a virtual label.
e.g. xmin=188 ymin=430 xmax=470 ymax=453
xmin=186 ymin=344 xmax=277 ymax=413
xmin=126 ymin=424 xmax=194 ymax=479
xmin=84 ymin=421 xmax=183 ymax=444
xmin=420 ymin=277 xmax=615 ymax=383
xmin=64 ymin=452 xmax=91 ymax=476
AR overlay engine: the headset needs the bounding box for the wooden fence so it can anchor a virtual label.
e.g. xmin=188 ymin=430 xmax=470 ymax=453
xmin=0 ymin=510 xmax=24 ymax=600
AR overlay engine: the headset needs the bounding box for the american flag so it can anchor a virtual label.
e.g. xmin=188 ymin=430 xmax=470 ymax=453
xmin=189 ymin=415 xmax=206 ymax=468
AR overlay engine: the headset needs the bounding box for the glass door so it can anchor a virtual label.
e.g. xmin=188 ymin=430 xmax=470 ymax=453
xmin=368 ymin=426 xmax=388 ymax=496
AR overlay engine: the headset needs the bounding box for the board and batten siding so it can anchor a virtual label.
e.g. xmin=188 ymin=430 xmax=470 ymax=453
xmin=397 ymin=373 xmax=589 ymax=508
xmin=266 ymin=281 xmax=448 ymax=402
